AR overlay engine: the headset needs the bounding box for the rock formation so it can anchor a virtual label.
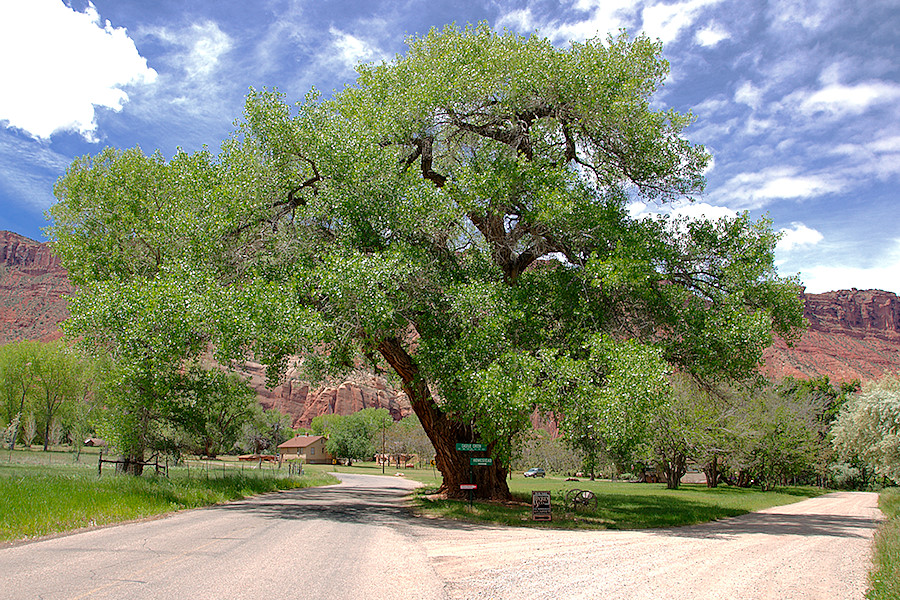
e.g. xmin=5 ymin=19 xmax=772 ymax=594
xmin=235 ymin=360 xmax=412 ymax=428
xmin=0 ymin=231 xmax=72 ymax=344
xmin=762 ymin=289 xmax=900 ymax=383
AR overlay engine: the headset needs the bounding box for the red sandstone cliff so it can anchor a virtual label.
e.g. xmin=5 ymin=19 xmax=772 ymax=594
xmin=235 ymin=361 xmax=411 ymax=428
xmin=0 ymin=231 xmax=72 ymax=344
xmin=762 ymin=289 xmax=900 ymax=383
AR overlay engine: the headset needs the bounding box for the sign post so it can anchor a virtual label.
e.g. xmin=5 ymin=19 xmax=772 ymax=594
xmin=532 ymin=490 xmax=552 ymax=521
xmin=456 ymin=442 xmax=490 ymax=506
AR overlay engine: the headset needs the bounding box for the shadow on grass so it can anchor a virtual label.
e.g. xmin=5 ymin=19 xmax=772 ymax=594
xmin=205 ymin=474 xmax=860 ymax=541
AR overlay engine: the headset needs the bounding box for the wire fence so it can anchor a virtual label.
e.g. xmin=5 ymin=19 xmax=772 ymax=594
xmin=0 ymin=447 xmax=302 ymax=480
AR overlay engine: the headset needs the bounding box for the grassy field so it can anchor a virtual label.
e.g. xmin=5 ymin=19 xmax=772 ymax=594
xmin=869 ymin=487 xmax=899 ymax=600
xmin=306 ymin=461 xmax=826 ymax=529
xmin=0 ymin=448 xmax=337 ymax=543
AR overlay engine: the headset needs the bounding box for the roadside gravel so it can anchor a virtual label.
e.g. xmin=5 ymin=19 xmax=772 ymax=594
xmin=408 ymin=491 xmax=882 ymax=600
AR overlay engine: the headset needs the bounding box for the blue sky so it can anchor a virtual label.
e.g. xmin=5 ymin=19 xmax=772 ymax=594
xmin=1 ymin=0 xmax=898 ymax=294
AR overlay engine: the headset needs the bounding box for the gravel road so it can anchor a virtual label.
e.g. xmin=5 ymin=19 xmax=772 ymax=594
xmin=409 ymin=490 xmax=882 ymax=600
xmin=0 ymin=475 xmax=881 ymax=600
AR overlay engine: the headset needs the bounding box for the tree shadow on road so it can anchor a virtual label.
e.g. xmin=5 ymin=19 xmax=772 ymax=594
xmin=655 ymin=510 xmax=880 ymax=540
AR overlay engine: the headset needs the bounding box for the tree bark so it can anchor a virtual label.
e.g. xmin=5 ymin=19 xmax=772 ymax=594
xmin=703 ymin=454 xmax=719 ymax=488
xmin=377 ymin=336 xmax=511 ymax=500
xmin=664 ymin=451 xmax=686 ymax=489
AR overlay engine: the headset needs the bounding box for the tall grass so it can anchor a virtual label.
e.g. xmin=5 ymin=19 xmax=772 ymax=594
xmin=868 ymin=487 xmax=899 ymax=600
xmin=0 ymin=468 xmax=336 ymax=543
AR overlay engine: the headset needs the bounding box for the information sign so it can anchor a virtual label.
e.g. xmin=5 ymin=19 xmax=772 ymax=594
xmin=456 ymin=443 xmax=488 ymax=451
xmin=532 ymin=490 xmax=552 ymax=521
xmin=469 ymin=457 xmax=494 ymax=466
xmin=459 ymin=484 xmax=477 ymax=490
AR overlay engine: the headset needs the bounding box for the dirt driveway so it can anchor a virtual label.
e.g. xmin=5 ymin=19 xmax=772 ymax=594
xmin=407 ymin=491 xmax=882 ymax=600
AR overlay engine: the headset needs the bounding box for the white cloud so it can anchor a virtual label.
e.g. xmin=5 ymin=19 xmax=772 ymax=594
xmin=790 ymin=80 xmax=900 ymax=117
xmin=0 ymin=132 xmax=71 ymax=211
xmin=627 ymin=200 xmax=736 ymax=222
xmin=502 ymin=0 xmax=723 ymax=46
xmin=828 ymin=134 xmax=900 ymax=181
xmin=0 ymin=0 xmax=156 ymax=140
xmin=798 ymin=240 xmax=900 ymax=294
xmin=670 ymin=201 xmax=736 ymax=221
xmin=734 ymin=80 xmax=763 ymax=110
xmin=777 ymin=223 xmax=823 ymax=252
xmin=541 ymin=0 xmax=636 ymax=42
xmin=719 ymin=167 xmax=845 ymax=208
xmin=870 ymin=136 xmax=900 ymax=153
xmin=144 ymin=21 xmax=233 ymax=81
xmin=497 ymin=9 xmax=539 ymax=33
xmin=768 ymin=0 xmax=843 ymax=32
xmin=328 ymin=27 xmax=387 ymax=73
xmin=641 ymin=0 xmax=723 ymax=45
xmin=185 ymin=22 xmax=233 ymax=79
xmin=695 ymin=23 xmax=729 ymax=47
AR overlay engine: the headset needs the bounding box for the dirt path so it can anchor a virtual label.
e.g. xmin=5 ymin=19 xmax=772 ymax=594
xmin=408 ymin=491 xmax=882 ymax=600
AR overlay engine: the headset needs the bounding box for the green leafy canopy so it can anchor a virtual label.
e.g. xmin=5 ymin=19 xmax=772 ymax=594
xmin=47 ymin=24 xmax=804 ymax=483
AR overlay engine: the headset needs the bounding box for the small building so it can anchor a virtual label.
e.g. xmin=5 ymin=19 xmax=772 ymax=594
xmin=277 ymin=435 xmax=333 ymax=464
xmin=83 ymin=438 xmax=107 ymax=447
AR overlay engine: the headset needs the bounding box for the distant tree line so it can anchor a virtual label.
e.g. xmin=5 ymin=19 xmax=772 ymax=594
xmin=0 ymin=339 xmax=295 ymax=472
xmin=517 ymin=372 xmax=899 ymax=491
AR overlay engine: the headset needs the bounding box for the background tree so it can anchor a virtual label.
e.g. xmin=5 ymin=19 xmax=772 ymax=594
xmin=642 ymin=375 xmax=724 ymax=489
xmin=22 ymin=413 xmax=37 ymax=448
xmin=172 ymin=366 xmax=258 ymax=459
xmin=314 ymin=408 xmax=392 ymax=463
xmin=0 ymin=341 xmax=40 ymax=450
xmin=238 ymin=407 xmax=293 ymax=456
xmin=513 ymin=429 xmax=582 ymax=475
xmin=832 ymin=372 xmax=900 ymax=484
xmin=384 ymin=414 xmax=434 ymax=467
xmin=49 ymin=24 xmax=804 ymax=497
xmin=31 ymin=341 xmax=85 ymax=451
xmin=719 ymin=380 xmax=824 ymax=490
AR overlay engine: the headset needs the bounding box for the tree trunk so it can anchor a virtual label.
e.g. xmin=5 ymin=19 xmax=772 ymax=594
xmin=378 ymin=337 xmax=511 ymax=500
xmin=664 ymin=452 xmax=686 ymax=489
xmin=703 ymin=454 xmax=719 ymax=488
xmin=122 ymin=455 xmax=145 ymax=476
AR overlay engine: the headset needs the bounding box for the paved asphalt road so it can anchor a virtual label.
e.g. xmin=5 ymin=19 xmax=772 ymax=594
xmin=0 ymin=473 xmax=446 ymax=600
xmin=0 ymin=475 xmax=883 ymax=600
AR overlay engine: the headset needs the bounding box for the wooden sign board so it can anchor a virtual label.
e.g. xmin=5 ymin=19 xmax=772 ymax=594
xmin=532 ymin=490 xmax=552 ymax=521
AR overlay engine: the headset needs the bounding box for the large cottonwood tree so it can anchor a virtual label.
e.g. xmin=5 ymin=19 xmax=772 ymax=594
xmin=50 ymin=24 xmax=803 ymax=497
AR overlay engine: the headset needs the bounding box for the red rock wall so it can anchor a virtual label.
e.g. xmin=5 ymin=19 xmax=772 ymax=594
xmin=234 ymin=360 xmax=412 ymax=428
xmin=762 ymin=289 xmax=900 ymax=383
xmin=0 ymin=232 xmax=72 ymax=344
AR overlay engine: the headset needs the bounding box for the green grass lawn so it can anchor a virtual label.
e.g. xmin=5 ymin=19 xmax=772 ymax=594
xmin=869 ymin=487 xmax=900 ymax=600
xmin=0 ymin=449 xmax=337 ymax=543
xmin=307 ymin=461 xmax=826 ymax=529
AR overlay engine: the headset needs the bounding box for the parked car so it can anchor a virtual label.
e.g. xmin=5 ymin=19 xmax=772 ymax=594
xmin=523 ymin=467 xmax=546 ymax=478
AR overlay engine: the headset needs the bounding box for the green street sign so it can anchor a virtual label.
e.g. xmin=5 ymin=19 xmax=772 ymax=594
xmin=470 ymin=457 xmax=493 ymax=466
xmin=456 ymin=443 xmax=488 ymax=451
